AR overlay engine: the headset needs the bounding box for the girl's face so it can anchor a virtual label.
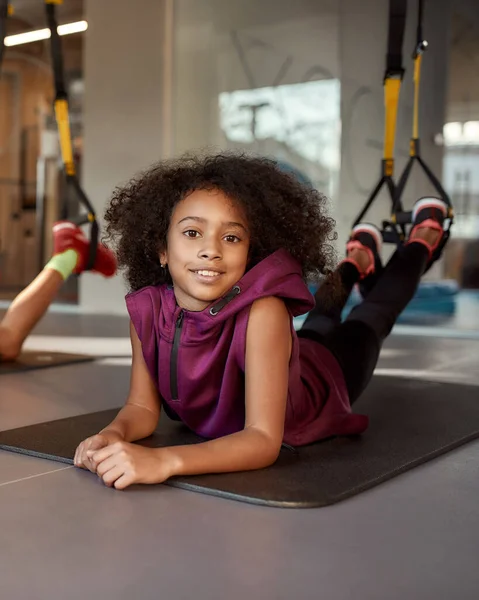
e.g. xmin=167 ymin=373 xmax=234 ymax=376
xmin=160 ymin=188 xmax=250 ymax=311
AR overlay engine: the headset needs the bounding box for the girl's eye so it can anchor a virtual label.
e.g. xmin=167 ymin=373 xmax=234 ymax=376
xmin=184 ymin=230 xmax=200 ymax=238
xmin=224 ymin=235 xmax=240 ymax=243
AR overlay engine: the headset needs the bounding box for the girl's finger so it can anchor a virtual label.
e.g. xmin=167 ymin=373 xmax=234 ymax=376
xmin=101 ymin=465 xmax=125 ymax=487
xmin=113 ymin=473 xmax=133 ymax=490
xmin=89 ymin=442 xmax=122 ymax=467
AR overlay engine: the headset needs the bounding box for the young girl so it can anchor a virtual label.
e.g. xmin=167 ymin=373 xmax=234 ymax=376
xmin=74 ymin=153 xmax=448 ymax=491
xmin=0 ymin=222 xmax=117 ymax=361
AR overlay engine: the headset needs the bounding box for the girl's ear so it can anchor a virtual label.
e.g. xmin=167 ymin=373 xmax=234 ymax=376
xmin=159 ymin=249 xmax=168 ymax=267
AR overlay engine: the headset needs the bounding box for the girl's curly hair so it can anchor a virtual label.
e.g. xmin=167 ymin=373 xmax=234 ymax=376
xmin=104 ymin=152 xmax=337 ymax=291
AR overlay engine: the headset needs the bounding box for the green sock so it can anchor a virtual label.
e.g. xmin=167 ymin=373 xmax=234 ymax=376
xmin=44 ymin=249 xmax=79 ymax=280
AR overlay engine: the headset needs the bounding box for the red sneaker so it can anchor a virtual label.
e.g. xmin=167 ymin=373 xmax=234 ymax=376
xmin=52 ymin=221 xmax=117 ymax=277
xmin=343 ymin=223 xmax=383 ymax=298
xmin=407 ymin=197 xmax=448 ymax=262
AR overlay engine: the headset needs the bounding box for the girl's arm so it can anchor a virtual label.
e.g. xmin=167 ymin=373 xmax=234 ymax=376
xmin=74 ymin=321 xmax=161 ymax=470
xmin=100 ymin=321 xmax=162 ymax=442
xmin=89 ymin=296 xmax=292 ymax=488
xmin=164 ymin=295 xmax=291 ymax=476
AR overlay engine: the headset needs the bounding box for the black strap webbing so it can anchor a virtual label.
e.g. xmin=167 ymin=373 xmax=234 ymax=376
xmin=353 ymin=0 xmax=408 ymax=235
xmin=45 ymin=1 xmax=98 ymax=270
xmin=416 ymin=0 xmax=424 ymax=51
xmin=45 ymin=2 xmax=67 ymax=99
xmin=385 ymin=0 xmax=407 ymax=79
xmin=0 ymin=0 xmax=8 ymax=72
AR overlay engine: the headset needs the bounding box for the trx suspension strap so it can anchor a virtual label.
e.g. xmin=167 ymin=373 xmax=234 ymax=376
xmin=352 ymin=0 xmax=407 ymax=245
xmin=394 ymin=0 xmax=454 ymax=257
xmin=0 ymin=1 xmax=10 ymax=73
xmin=45 ymin=0 xmax=98 ymax=270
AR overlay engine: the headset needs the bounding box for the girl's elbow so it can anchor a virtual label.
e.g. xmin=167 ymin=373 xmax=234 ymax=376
xmin=257 ymin=432 xmax=282 ymax=467
xmin=265 ymin=449 xmax=280 ymax=468
xmin=141 ymin=418 xmax=159 ymax=439
xmin=244 ymin=426 xmax=282 ymax=468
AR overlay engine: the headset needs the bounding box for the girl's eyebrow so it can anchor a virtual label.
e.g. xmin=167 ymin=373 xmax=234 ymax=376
xmin=177 ymin=216 xmax=248 ymax=232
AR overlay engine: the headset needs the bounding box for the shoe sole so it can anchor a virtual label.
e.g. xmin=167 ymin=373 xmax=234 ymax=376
xmin=412 ymin=197 xmax=448 ymax=222
xmin=350 ymin=223 xmax=383 ymax=253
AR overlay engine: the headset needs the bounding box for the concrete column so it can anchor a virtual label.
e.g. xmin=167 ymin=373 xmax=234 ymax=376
xmin=81 ymin=0 xmax=170 ymax=313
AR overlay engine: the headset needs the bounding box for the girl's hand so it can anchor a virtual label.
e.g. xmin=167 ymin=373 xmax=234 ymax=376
xmin=87 ymin=442 xmax=175 ymax=490
xmin=74 ymin=431 xmax=124 ymax=472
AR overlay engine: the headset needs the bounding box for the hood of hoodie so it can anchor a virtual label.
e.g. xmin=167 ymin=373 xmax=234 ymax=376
xmin=153 ymin=248 xmax=315 ymax=343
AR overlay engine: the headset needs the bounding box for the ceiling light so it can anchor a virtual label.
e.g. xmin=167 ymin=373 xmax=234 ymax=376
xmin=4 ymin=20 xmax=88 ymax=47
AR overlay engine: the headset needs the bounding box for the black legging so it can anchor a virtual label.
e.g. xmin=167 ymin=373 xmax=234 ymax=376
xmin=298 ymin=242 xmax=430 ymax=403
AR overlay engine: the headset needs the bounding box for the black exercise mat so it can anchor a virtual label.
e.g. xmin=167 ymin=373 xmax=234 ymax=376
xmin=0 ymin=351 xmax=95 ymax=375
xmin=1 ymin=376 xmax=478 ymax=508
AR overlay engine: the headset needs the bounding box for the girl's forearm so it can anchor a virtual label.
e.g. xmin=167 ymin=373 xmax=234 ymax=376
xmin=165 ymin=427 xmax=282 ymax=477
xmin=101 ymin=403 xmax=159 ymax=442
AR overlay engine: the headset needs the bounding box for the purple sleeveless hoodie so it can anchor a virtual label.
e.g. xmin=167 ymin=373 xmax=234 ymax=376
xmin=126 ymin=249 xmax=368 ymax=446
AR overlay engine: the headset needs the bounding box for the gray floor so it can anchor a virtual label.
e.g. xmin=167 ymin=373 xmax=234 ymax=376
xmin=1 ymin=318 xmax=479 ymax=599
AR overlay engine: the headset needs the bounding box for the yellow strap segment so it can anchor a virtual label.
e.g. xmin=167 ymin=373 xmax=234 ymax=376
xmin=7 ymin=4 xmax=13 ymax=16
xmin=54 ymin=99 xmax=76 ymax=176
xmin=383 ymin=78 xmax=401 ymax=172
xmin=411 ymin=54 xmax=422 ymax=151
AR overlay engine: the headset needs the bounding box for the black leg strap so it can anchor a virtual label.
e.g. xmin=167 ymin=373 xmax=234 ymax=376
xmin=0 ymin=0 xmax=8 ymax=71
xmin=385 ymin=0 xmax=407 ymax=80
xmin=46 ymin=1 xmax=99 ymax=272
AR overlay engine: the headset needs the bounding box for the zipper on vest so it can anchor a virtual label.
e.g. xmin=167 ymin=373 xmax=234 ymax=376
xmin=170 ymin=310 xmax=184 ymax=400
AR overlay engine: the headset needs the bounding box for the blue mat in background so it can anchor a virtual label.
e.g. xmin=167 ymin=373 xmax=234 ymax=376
xmin=302 ymin=280 xmax=459 ymax=327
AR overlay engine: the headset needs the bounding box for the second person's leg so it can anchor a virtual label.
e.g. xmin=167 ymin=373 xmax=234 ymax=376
xmin=0 ymin=222 xmax=116 ymax=360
